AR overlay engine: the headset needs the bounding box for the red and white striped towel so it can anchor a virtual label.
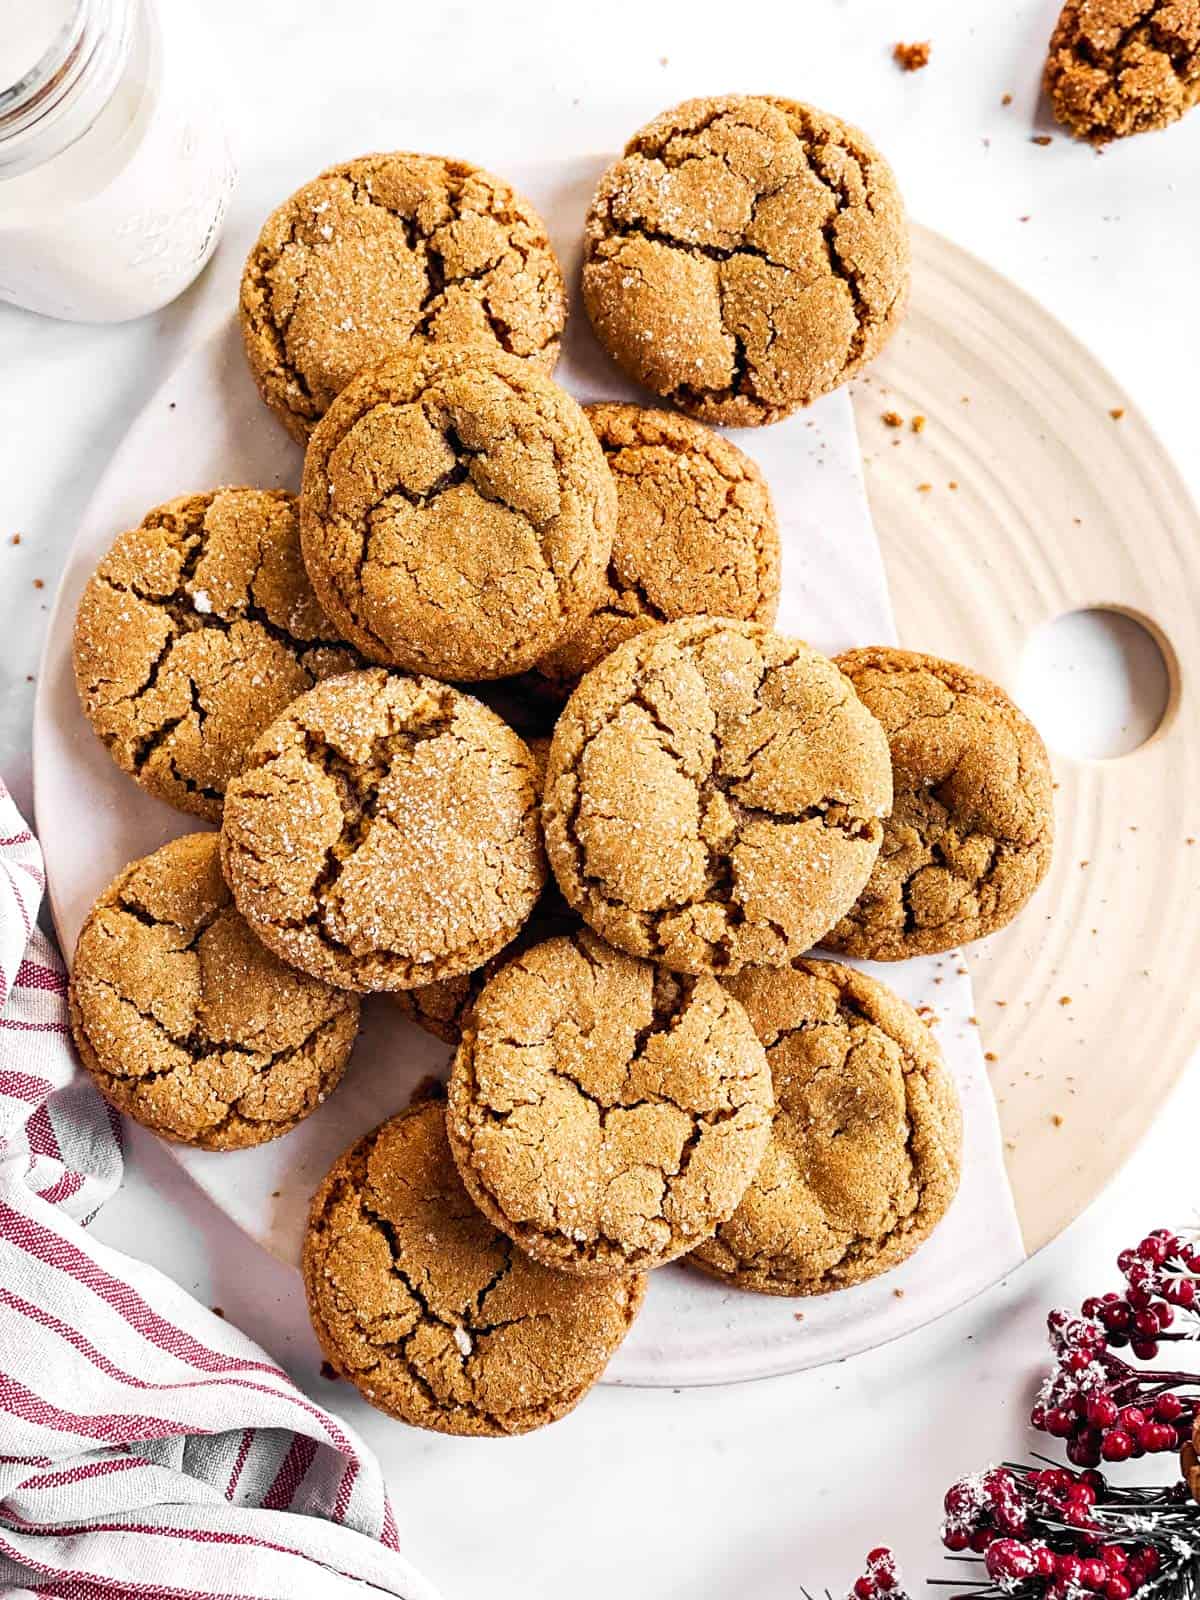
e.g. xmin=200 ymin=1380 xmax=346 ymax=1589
xmin=0 ymin=779 xmax=439 ymax=1600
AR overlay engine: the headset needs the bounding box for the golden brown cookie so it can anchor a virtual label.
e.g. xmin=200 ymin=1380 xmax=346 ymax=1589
xmin=582 ymin=96 xmax=909 ymax=426
xmin=689 ymin=958 xmax=962 ymax=1295
xmin=240 ymin=152 xmax=567 ymax=442
xmin=543 ymin=618 xmax=892 ymax=976
xmin=446 ymin=929 xmax=774 ymax=1276
xmin=220 ymin=668 xmax=546 ymax=992
xmin=1045 ymin=0 xmax=1200 ymax=144
xmin=823 ymin=647 xmax=1054 ymax=961
xmin=68 ymin=833 xmax=360 ymax=1150
xmin=299 ymin=345 xmax=617 ymax=681
xmin=73 ymin=490 xmax=361 ymax=822
xmin=304 ymin=1101 xmax=645 ymax=1435
xmin=529 ymin=403 xmax=781 ymax=697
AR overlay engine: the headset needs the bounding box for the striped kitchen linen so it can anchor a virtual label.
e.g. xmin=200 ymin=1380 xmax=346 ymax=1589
xmin=0 ymin=779 xmax=439 ymax=1600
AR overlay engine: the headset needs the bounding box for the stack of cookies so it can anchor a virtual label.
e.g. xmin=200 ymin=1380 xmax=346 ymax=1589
xmin=67 ymin=96 xmax=1055 ymax=1437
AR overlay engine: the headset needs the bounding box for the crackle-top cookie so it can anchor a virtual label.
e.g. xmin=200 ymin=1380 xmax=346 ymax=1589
xmin=1046 ymin=0 xmax=1200 ymax=144
xmin=446 ymin=930 xmax=773 ymax=1275
xmin=73 ymin=490 xmax=361 ymax=822
xmin=543 ymin=618 xmax=892 ymax=975
xmin=69 ymin=833 xmax=360 ymax=1150
xmin=529 ymin=403 xmax=780 ymax=696
xmin=582 ymin=96 xmax=909 ymax=426
xmin=240 ymin=152 xmax=567 ymax=442
xmin=689 ymin=958 xmax=962 ymax=1296
xmin=304 ymin=1101 xmax=645 ymax=1436
xmin=299 ymin=346 xmax=617 ymax=681
xmin=824 ymin=648 xmax=1054 ymax=961
xmin=220 ymin=669 xmax=545 ymax=992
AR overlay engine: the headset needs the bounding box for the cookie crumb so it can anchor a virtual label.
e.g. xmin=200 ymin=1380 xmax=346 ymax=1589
xmin=211 ymin=1306 xmax=225 ymax=1319
xmin=1002 ymin=92 xmax=1014 ymax=106
xmin=32 ymin=578 xmax=43 ymax=589
xmin=984 ymin=1051 xmax=998 ymax=1063
xmin=893 ymin=40 xmax=931 ymax=71
xmin=793 ymin=1312 xmax=805 ymax=1322
xmin=881 ymin=410 xmax=904 ymax=428
xmin=911 ymin=414 xmax=926 ymax=434
xmin=1058 ymin=995 xmax=1072 ymax=1006
xmin=1032 ymin=134 xmax=1054 ymax=145
xmin=893 ymin=1287 xmax=906 ymax=1299
xmin=9 ymin=534 xmax=20 ymax=545
xmin=1109 ymin=407 xmax=1125 ymax=420
xmin=948 ymin=480 xmax=959 ymax=491
xmin=1051 ymin=1113 xmax=1064 ymax=1127
xmin=320 ymin=1360 xmax=340 ymax=1381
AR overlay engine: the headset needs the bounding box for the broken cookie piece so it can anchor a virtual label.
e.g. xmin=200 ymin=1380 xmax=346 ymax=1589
xmin=72 ymin=489 xmax=362 ymax=821
xmin=823 ymin=647 xmax=1054 ymax=961
xmin=1045 ymin=0 xmax=1200 ymax=143
xmin=582 ymin=94 xmax=910 ymax=426
xmin=69 ymin=833 xmax=360 ymax=1149
xmin=446 ymin=930 xmax=774 ymax=1275
xmin=304 ymin=1100 xmax=645 ymax=1435
xmin=690 ymin=957 xmax=962 ymax=1295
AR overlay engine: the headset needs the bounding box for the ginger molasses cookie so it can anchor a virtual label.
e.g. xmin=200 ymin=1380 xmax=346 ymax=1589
xmin=299 ymin=346 xmax=617 ymax=681
xmin=220 ymin=669 xmax=545 ymax=992
xmin=582 ymin=96 xmax=909 ymax=426
xmin=529 ymin=403 xmax=780 ymax=697
xmin=824 ymin=647 xmax=1054 ymax=961
xmin=543 ymin=618 xmax=892 ymax=976
xmin=446 ymin=929 xmax=774 ymax=1276
xmin=69 ymin=833 xmax=360 ymax=1150
xmin=1045 ymin=0 xmax=1200 ymax=144
xmin=73 ymin=489 xmax=361 ymax=822
xmin=240 ymin=152 xmax=567 ymax=442
xmin=690 ymin=958 xmax=962 ymax=1295
xmin=304 ymin=1101 xmax=645 ymax=1436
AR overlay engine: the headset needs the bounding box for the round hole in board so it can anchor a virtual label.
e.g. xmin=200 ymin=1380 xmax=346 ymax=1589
xmin=1016 ymin=607 xmax=1177 ymax=761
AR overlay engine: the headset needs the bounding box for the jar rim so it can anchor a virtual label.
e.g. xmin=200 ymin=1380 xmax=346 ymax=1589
xmin=0 ymin=0 xmax=137 ymax=178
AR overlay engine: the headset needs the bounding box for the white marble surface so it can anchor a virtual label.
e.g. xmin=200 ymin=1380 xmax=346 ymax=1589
xmin=3 ymin=2 xmax=1200 ymax=1596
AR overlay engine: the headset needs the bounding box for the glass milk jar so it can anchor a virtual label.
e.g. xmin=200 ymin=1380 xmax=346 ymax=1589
xmin=0 ymin=0 xmax=236 ymax=321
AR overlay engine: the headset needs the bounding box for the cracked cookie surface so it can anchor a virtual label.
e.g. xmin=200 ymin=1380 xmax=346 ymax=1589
xmin=220 ymin=668 xmax=546 ymax=992
xmin=823 ymin=647 xmax=1054 ymax=961
xmin=68 ymin=833 xmax=360 ymax=1150
xmin=73 ymin=490 xmax=361 ymax=822
xmin=240 ymin=152 xmax=567 ymax=442
xmin=1045 ymin=0 xmax=1200 ymax=143
xmin=299 ymin=345 xmax=617 ymax=680
xmin=543 ymin=618 xmax=892 ymax=975
xmin=303 ymin=1100 xmax=645 ymax=1435
xmin=529 ymin=403 xmax=780 ymax=697
xmin=582 ymin=95 xmax=909 ymax=426
xmin=689 ymin=958 xmax=962 ymax=1295
xmin=446 ymin=930 xmax=773 ymax=1275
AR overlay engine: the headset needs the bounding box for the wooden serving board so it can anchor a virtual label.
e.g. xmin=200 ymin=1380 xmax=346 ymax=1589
xmin=852 ymin=226 xmax=1200 ymax=1254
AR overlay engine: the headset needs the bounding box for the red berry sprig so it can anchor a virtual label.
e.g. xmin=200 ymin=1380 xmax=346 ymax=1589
xmin=938 ymin=1463 xmax=1182 ymax=1600
xmin=850 ymin=1548 xmax=909 ymax=1600
xmin=1031 ymin=1230 xmax=1200 ymax=1468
